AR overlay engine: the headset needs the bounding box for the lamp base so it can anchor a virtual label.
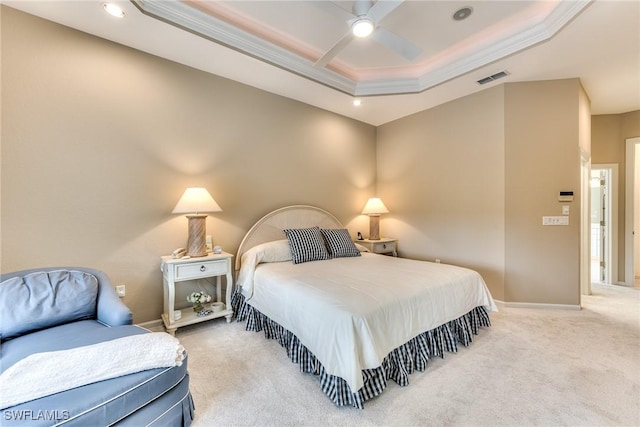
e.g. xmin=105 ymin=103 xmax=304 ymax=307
xmin=186 ymin=214 xmax=208 ymax=257
xmin=369 ymin=215 xmax=381 ymax=240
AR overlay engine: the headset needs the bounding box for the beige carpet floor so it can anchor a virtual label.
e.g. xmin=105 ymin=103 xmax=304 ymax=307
xmin=176 ymin=283 xmax=639 ymax=426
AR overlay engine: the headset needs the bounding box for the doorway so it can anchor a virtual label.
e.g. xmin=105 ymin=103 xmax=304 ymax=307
xmin=590 ymin=169 xmax=607 ymax=283
xmin=590 ymin=165 xmax=617 ymax=284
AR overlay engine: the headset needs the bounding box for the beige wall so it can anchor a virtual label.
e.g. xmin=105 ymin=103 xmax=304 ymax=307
xmin=378 ymin=79 xmax=586 ymax=305
xmin=504 ymin=79 xmax=583 ymax=305
xmin=376 ymin=87 xmax=506 ymax=300
xmin=592 ymin=110 xmax=640 ymax=281
xmin=0 ymin=7 xmax=376 ymax=322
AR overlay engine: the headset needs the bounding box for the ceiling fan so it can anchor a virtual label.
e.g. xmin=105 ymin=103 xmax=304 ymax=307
xmin=313 ymin=0 xmax=423 ymax=68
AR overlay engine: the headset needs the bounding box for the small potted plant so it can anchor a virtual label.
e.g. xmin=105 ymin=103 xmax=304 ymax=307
xmin=187 ymin=291 xmax=211 ymax=313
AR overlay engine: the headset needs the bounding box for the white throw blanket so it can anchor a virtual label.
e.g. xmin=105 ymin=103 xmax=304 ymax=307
xmin=0 ymin=332 xmax=185 ymax=409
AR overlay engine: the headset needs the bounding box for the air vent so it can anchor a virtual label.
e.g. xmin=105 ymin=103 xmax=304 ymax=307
xmin=477 ymin=70 xmax=509 ymax=85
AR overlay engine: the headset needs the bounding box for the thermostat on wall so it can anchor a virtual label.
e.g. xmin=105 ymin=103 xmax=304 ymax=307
xmin=558 ymin=191 xmax=574 ymax=202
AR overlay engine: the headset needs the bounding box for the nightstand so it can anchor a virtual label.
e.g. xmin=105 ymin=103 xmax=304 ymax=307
xmin=356 ymin=238 xmax=398 ymax=256
xmin=160 ymin=252 xmax=233 ymax=335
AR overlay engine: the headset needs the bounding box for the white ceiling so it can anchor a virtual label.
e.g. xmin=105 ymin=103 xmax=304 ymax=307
xmin=5 ymin=0 xmax=640 ymax=126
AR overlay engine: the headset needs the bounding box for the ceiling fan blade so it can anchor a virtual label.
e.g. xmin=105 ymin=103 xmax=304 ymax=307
xmin=372 ymin=27 xmax=422 ymax=61
xmin=310 ymin=1 xmax=355 ymax=22
xmin=314 ymin=31 xmax=355 ymax=68
xmin=366 ymin=0 xmax=404 ymax=23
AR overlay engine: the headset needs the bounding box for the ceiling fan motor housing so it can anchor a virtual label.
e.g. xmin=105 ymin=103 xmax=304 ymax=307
xmin=353 ymin=0 xmax=374 ymax=17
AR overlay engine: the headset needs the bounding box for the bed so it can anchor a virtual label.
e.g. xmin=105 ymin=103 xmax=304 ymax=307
xmin=232 ymin=205 xmax=497 ymax=408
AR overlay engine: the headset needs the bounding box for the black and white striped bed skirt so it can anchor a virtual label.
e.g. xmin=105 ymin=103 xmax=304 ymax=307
xmin=231 ymin=290 xmax=491 ymax=409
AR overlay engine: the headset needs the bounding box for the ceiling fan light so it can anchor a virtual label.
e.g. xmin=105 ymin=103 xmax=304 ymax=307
xmin=352 ymin=18 xmax=374 ymax=38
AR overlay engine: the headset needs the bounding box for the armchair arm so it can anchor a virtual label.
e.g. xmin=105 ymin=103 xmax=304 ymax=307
xmin=92 ymin=269 xmax=133 ymax=326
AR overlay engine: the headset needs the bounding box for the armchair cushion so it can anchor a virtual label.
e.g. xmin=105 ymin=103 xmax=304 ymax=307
xmin=0 ymin=270 xmax=98 ymax=341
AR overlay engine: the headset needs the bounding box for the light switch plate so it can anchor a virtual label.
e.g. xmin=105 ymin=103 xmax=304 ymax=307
xmin=543 ymin=216 xmax=569 ymax=226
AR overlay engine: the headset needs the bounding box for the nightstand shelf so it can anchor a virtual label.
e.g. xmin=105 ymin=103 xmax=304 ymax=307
xmin=160 ymin=252 xmax=233 ymax=335
xmin=356 ymin=238 xmax=397 ymax=256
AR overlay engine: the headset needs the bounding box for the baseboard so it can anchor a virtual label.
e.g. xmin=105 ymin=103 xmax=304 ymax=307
xmin=136 ymin=319 xmax=165 ymax=332
xmin=495 ymin=299 xmax=581 ymax=310
xmin=493 ymin=299 xmax=505 ymax=308
xmin=612 ymin=281 xmax=634 ymax=287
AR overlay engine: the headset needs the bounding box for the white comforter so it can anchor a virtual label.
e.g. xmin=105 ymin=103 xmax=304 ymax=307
xmin=242 ymin=253 xmax=497 ymax=392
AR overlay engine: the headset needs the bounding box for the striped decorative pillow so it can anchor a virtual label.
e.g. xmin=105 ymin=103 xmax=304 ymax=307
xmin=283 ymin=227 xmax=331 ymax=264
xmin=321 ymin=228 xmax=361 ymax=258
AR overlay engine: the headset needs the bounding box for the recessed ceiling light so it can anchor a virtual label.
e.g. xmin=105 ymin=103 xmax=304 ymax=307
xmin=103 ymin=3 xmax=125 ymax=18
xmin=453 ymin=7 xmax=473 ymax=21
xmin=352 ymin=18 xmax=374 ymax=38
xmin=353 ymin=99 xmax=362 ymax=107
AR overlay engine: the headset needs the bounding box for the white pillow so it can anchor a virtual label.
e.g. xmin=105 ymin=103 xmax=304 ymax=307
xmin=354 ymin=242 xmax=370 ymax=252
xmin=248 ymin=239 xmax=292 ymax=263
xmin=237 ymin=240 xmax=292 ymax=298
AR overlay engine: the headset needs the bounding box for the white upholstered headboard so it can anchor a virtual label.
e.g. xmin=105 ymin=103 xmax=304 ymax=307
xmin=234 ymin=205 xmax=344 ymax=271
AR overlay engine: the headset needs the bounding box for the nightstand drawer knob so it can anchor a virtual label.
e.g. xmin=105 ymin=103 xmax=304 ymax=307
xmin=200 ymin=265 xmax=206 ymax=272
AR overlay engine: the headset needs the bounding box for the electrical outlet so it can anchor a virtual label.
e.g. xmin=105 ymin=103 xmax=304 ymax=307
xmin=116 ymin=285 xmax=126 ymax=298
xmin=435 ymin=258 xmax=441 ymax=263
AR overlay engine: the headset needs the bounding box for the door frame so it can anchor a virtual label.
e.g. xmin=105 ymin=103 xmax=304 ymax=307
xmin=625 ymin=137 xmax=640 ymax=286
xmin=591 ymin=164 xmax=618 ymax=284
xmin=580 ymin=150 xmax=591 ymax=296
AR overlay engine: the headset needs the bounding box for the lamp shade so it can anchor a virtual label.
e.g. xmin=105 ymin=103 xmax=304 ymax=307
xmin=361 ymin=197 xmax=389 ymax=215
xmin=172 ymin=187 xmax=222 ymax=214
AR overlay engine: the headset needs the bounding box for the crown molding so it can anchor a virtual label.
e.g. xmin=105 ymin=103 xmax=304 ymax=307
xmin=132 ymin=0 xmax=356 ymax=95
xmin=132 ymin=0 xmax=592 ymax=98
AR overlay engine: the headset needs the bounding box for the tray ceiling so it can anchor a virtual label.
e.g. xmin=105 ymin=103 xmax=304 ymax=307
xmin=132 ymin=0 xmax=590 ymax=97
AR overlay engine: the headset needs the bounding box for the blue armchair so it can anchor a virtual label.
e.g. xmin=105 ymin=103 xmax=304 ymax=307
xmin=0 ymin=267 xmax=194 ymax=426
xmin=1 ymin=267 xmax=132 ymax=340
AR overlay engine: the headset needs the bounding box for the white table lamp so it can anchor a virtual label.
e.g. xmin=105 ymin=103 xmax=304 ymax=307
xmin=361 ymin=197 xmax=389 ymax=240
xmin=172 ymin=187 xmax=222 ymax=257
